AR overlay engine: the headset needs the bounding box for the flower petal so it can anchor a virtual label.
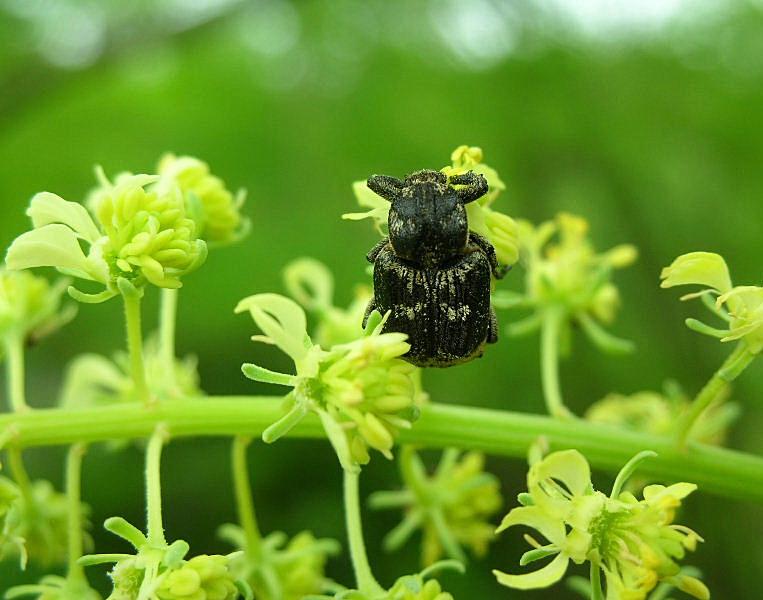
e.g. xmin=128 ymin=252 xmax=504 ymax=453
xmin=660 ymin=252 xmax=732 ymax=294
xmin=27 ymin=192 xmax=102 ymax=243
xmin=493 ymin=552 xmax=569 ymax=590
xmin=531 ymin=450 xmax=592 ymax=497
xmin=496 ymin=505 xmax=566 ymax=547
xmin=5 ymin=224 xmax=101 ymax=281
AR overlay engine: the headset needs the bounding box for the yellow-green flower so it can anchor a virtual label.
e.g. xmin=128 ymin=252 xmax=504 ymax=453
xmin=493 ymin=449 xmax=708 ymax=599
xmin=220 ymin=526 xmax=339 ymax=600
xmin=81 ymin=517 xmax=246 ymax=600
xmin=6 ymin=170 xmax=207 ymax=303
xmin=5 ymin=575 xmax=101 ymax=600
xmin=343 ymin=144 xmax=519 ymax=268
xmin=309 ymin=561 xmax=461 ymax=600
xmin=370 ymin=448 xmax=502 ymax=566
xmin=498 ymin=212 xmax=637 ymax=354
xmin=1 ymin=479 xmax=89 ymax=568
xmin=236 ymin=294 xmax=421 ymax=471
xmin=661 ymin=251 xmax=763 ymax=353
xmin=0 ymin=270 xmax=74 ymax=349
xmin=586 ymin=385 xmax=738 ymax=447
xmin=157 ymin=154 xmax=249 ymax=245
xmin=59 ymin=335 xmax=202 ymax=409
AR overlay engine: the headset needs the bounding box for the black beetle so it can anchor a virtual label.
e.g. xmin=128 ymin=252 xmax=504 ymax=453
xmin=362 ymin=169 xmax=508 ymax=367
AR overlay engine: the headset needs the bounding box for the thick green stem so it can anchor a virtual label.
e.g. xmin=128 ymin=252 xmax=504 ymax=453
xmin=5 ymin=333 xmax=28 ymax=412
xmin=231 ymin=436 xmax=262 ymax=558
xmin=160 ymin=288 xmax=178 ymax=391
xmin=344 ymin=470 xmax=384 ymax=596
xmin=123 ymin=292 xmax=150 ymax=405
xmin=145 ymin=426 xmax=168 ymax=546
xmin=540 ymin=308 xmax=573 ymax=419
xmin=677 ymin=342 xmax=756 ymax=447
xmin=66 ymin=443 xmax=87 ymax=581
xmin=1 ymin=398 xmax=763 ymax=502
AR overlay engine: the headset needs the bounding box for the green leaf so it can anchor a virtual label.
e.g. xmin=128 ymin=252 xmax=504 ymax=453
xmin=104 ymin=516 xmax=147 ymax=549
xmin=241 ymin=363 xmax=297 ymax=386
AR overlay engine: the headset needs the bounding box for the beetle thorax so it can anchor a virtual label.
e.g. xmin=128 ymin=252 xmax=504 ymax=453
xmin=388 ymin=182 xmax=469 ymax=268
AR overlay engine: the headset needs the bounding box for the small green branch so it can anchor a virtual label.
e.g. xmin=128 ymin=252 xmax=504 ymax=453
xmin=231 ymin=436 xmax=262 ymax=558
xmin=123 ymin=291 xmax=150 ymax=406
xmin=590 ymin=562 xmax=604 ymax=600
xmin=677 ymin=342 xmax=756 ymax=447
xmin=540 ymin=308 xmax=574 ymax=419
xmin=5 ymin=333 xmax=28 ymax=412
xmin=1 ymin=398 xmax=763 ymax=502
xmin=145 ymin=426 xmax=169 ymax=546
xmin=344 ymin=469 xmax=384 ymax=596
xmin=7 ymin=445 xmax=33 ymax=505
xmin=66 ymin=443 xmax=87 ymax=581
xmin=160 ymin=288 xmax=179 ymax=390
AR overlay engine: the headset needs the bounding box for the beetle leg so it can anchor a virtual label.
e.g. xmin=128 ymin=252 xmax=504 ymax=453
xmin=362 ymin=298 xmax=377 ymax=329
xmin=487 ymin=306 xmax=499 ymax=344
xmin=449 ymin=171 xmax=488 ymax=204
xmin=468 ymin=231 xmax=510 ymax=279
xmin=366 ymin=236 xmax=390 ymax=263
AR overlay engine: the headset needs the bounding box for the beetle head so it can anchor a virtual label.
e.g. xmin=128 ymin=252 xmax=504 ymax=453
xmin=367 ymin=169 xmax=488 ymax=266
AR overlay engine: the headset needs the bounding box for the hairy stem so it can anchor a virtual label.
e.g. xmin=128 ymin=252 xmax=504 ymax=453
xmin=66 ymin=443 xmax=87 ymax=581
xmin=344 ymin=469 xmax=384 ymax=596
xmin=159 ymin=288 xmax=178 ymax=391
xmin=123 ymin=292 xmax=150 ymax=406
xmin=540 ymin=308 xmax=573 ymax=419
xmin=145 ymin=426 xmax=168 ymax=546
xmin=7 ymin=445 xmax=33 ymax=505
xmin=677 ymin=342 xmax=755 ymax=447
xmin=5 ymin=333 xmax=28 ymax=412
xmin=231 ymin=436 xmax=262 ymax=558
xmin=1 ymin=398 xmax=763 ymax=502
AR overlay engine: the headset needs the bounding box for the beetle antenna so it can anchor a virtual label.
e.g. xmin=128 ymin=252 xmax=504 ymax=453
xmin=367 ymin=174 xmax=404 ymax=202
xmin=450 ymin=171 xmax=488 ymax=204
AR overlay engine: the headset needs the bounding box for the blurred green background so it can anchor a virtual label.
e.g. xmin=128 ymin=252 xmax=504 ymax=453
xmin=1 ymin=0 xmax=763 ymax=597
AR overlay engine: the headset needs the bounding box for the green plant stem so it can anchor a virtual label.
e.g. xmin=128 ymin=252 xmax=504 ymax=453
xmin=160 ymin=288 xmax=178 ymax=390
xmin=145 ymin=426 xmax=168 ymax=546
xmin=123 ymin=292 xmax=150 ymax=406
xmin=344 ymin=469 xmax=384 ymax=596
xmin=66 ymin=443 xmax=87 ymax=582
xmin=231 ymin=436 xmax=262 ymax=558
xmin=540 ymin=308 xmax=573 ymax=419
xmin=7 ymin=445 xmax=33 ymax=505
xmin=5 ymin=333 xmax=28 ymax=412
xmin=590 ymin=562 xmax=604 ymax=600
xmin=677 ymin=342 xmax=756 ymax=447
xmin=1 ymin=398 xmax=763 ymax=502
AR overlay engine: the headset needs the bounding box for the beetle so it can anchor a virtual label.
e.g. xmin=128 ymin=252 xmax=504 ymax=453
xmin=362 ymin=168 xmax=508 ymax=367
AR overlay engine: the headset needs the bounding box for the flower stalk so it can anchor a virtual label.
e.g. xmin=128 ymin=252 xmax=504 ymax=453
xmin=160 ymin=288 xmax=179 ymax=389
xmin=231 ymin=436 xmax=262 ymax=559
xmin=66 ymin=443 xmax=87 ymax=582
xmin=677 ymin=342 xmax=755 ymax=446
xmin=145 ymin=426 xmax=169 ymax=546
xmin=122 ymin=289 xmax=151 ymax=406
xmin=5 ymin=332 xmax=28 ymax=412
xmin=540 ymin=307 xmax=574 ymax=419
xmin=344 ymin=469 xmax=384 ymax=596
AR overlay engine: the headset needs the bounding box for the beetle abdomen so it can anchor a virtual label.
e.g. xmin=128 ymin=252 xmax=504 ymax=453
xmin=372 ymin=246 xmax=491 ymax=367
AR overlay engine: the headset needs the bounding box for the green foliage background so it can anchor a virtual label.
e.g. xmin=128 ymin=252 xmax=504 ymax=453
xmin=1 ymin=1 xmax=762 ymax=597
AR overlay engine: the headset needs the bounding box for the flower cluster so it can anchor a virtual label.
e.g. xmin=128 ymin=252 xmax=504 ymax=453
xmin=59 ymin=336 xmax=202 ymax=409
xmin=1 ymin=478 xmax=86 ymax=568
xmin=309 ymin=561 xmax=462 ymax=600
xmin=493 ymin=449 xmax=708 ymax=599
xmin=237 ymin=293 xmax=421 ymax=471
xmin=344 ymin=145 xmax=520 ymax=269
xmin=661 ymin=251 xmax=763 ymax=353
xmin=157 ymin=154 xmax=249 ymax=246
xmin=498 ymin=212 xmax=637 ymax=354
xmin=81 ymin=517 xmax=244 ymax=600
xmin=6 ymin=171 xmax=207 ymax=302
xmin=370 ymin=448 xmax=502 ymax=566
xmin=220 ymin=526 xmax=339 ymax=600
xmin=0 ymin=270 xmax=74 ymax=348
xmin=586 ymin=384 xmax=738 ymax=446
